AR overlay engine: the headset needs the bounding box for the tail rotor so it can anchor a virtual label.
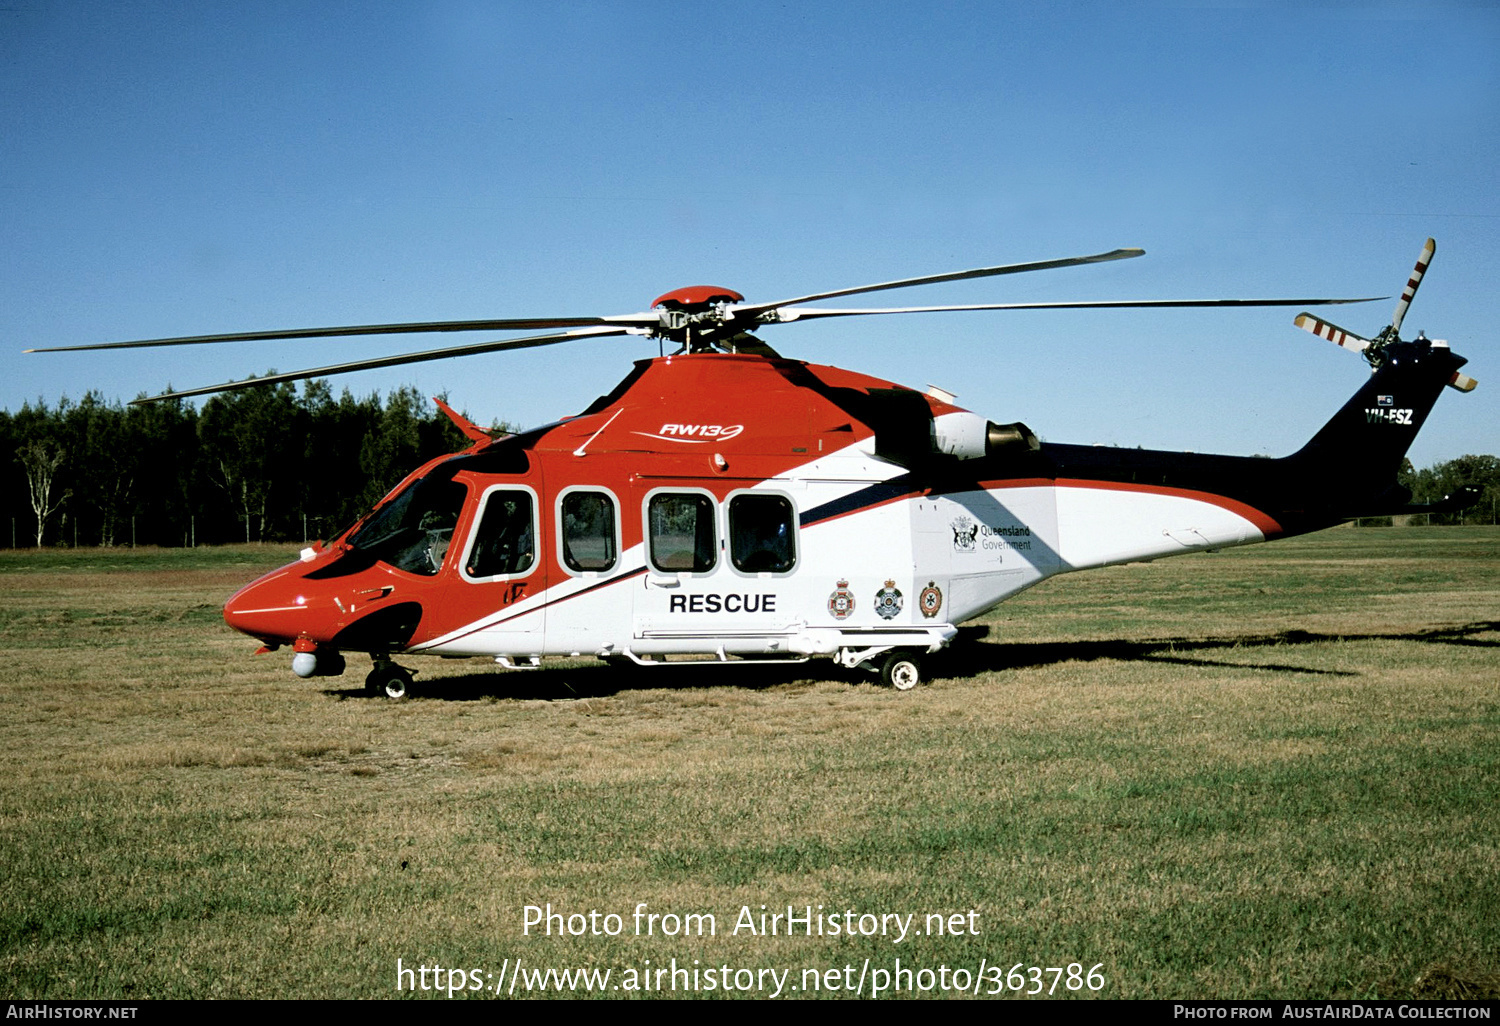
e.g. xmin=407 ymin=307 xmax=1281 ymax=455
xmin=1294 ymin=236 xmax=1475 ymax=393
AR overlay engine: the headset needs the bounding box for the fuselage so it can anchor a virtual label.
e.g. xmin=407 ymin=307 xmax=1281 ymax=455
xmin=221 ymin=342 xmax=1460 ymax=674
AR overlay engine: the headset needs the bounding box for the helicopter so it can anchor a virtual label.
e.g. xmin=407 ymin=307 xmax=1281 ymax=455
xmin=28 ymin=239 xmax=1478 ymax=696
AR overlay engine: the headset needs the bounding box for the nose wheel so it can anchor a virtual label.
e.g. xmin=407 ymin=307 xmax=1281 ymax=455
xmin=365 ymin=660 xmax=415 ymax=700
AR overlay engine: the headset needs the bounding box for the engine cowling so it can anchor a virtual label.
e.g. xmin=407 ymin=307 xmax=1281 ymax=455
xmin=933 ymin=411 xmax=1039 ymax=459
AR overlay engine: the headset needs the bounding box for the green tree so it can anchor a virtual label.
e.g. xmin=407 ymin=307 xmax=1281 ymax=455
xmin=129 ymin=395 xmax=200 ymax=546
xmin=16 ymin=438 xmax=69 ymax=547
xmin=58 ymin=392 xmax=139 ymax=546
xmin=197 ymin=379 xmax=304 ymax=542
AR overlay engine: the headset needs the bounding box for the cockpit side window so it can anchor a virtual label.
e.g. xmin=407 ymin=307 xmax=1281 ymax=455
xmin=346 ymin=475 xmax=466 ymax=576
xmin=465 ymin=488 xmax=536 ymax=579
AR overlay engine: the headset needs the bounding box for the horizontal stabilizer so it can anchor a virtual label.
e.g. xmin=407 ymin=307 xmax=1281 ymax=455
xmin=1340 ymin=484 xmax=1481 ymax=520
xmin=1397 ymin=484 xmax=1482 ymax=516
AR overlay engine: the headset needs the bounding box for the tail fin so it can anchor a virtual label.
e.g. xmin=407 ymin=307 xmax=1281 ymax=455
xmin=1287 ymin=337 xmax=1471 ymax=513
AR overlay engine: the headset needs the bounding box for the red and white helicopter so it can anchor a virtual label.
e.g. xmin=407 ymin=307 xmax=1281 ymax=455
xmin=32 ymin=239 xmax=1478 ymax=695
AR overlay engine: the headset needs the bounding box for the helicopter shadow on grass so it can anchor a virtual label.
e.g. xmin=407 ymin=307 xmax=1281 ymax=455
xmin=944 ymin=621 xmax=1500 ymax=680
xmin=318 ymin=621 xmax=1499 ymax=701
xmin=319 ymin=658 xmax=838 ymax=702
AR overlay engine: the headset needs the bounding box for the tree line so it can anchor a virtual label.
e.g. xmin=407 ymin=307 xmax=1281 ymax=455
xmin=4 ymin=382 xmax=1498 ymax=549
xmin=1397 ymin=453 xmax=1500 ymax=526
xmin=2 ymin=382 xmax=489 ymax=549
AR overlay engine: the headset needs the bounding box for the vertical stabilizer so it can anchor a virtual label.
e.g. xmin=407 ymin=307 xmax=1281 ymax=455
xmin=1287 ymin=338 xmax=1469 ymax=503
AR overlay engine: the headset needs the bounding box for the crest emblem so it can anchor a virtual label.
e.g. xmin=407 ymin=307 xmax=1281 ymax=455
xmin=919 ymin=581 xmax=943 ymax=619
xmin=827 ymin=580 xmax=855 ymax=620
xmin=874 ymin=579 xmax=904 ymax=620
xmin=951 ymin=516 xmax=978 ymax=552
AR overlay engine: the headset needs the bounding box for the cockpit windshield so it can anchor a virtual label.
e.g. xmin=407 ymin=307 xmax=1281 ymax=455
xmin=346 ymin=475 xmax=467 ymax=576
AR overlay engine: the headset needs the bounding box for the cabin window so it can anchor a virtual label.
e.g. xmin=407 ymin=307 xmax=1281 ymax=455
xmin=729 ymin=493 xmax=797 ymax=574
xmin=559 ymin=490 xmax=618 ymax=573
xmin=346 ymin=475 xmax=466 ymax=576
xmin=465 ymin=488 xmax=535 ymax=578
xmin=648 ymin=492 xmax=716 ymax=573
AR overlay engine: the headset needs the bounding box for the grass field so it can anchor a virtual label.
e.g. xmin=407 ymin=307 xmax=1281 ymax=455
xmin=0 ymin=529 xmax=1496 ymax=1000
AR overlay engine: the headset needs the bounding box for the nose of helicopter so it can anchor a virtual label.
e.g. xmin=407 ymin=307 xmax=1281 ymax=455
xmin=222 ymin=566 xmax=312 ymax=645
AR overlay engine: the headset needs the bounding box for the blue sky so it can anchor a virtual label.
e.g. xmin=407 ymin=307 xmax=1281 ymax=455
xmin=3 ymin=1 xmax=1496 ymax=467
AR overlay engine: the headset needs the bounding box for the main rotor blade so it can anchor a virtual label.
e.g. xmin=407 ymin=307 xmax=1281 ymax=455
xmin=769 ymin=296 xmax=1386 ymax=323
xmin=127 ymin=326 xmax=637 ymax=405
xmin=28 ymin=313 xmax=657 ymax=353
xmin=733 ymin=248 xmax=1146 ymax=320
xmin=1389 ymin=237 xmax=1435 ymax=338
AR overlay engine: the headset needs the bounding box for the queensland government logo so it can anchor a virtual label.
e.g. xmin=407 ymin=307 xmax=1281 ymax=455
xmin=827 ymin=580 xmax=855 ymax=620
xmin=950 ymin=516 xmax=977 ymax=552
xmin=874 ymin=580 xmax=904 ymax=620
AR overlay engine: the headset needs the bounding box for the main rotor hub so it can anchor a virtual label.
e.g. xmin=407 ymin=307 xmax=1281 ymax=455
xmin=651 ymin=285 xmax=744 ymax=310
xmin=652 ymin=285 xmax=747 ymax=352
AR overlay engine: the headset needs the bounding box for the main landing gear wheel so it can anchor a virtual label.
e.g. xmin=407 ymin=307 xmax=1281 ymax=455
xmin=880 ymin=651 xmax=923 ymax=691
xmin=365 ymin=663 xmax=414 ymax=700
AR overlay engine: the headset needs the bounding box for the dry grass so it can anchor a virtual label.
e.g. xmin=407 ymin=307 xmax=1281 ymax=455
xmin=0 ymin=531 xmax=1495 ymax=999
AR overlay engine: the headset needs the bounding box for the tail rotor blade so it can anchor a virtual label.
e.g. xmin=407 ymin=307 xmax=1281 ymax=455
xmin=1390 ymin=237 xmax=1435 ymax=338
xmin=1448 ymin=371 xmax=1478 ymax=393
xmin=1294 ymin=312 xmax=1372 ymax=354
